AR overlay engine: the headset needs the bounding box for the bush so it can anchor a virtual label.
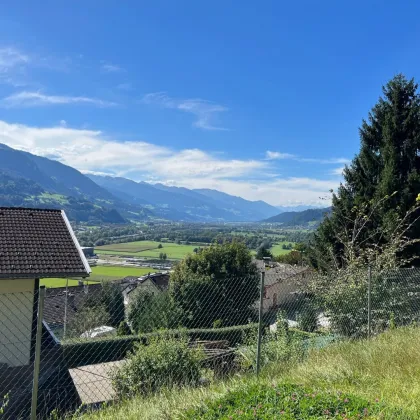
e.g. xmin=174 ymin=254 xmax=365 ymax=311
xmin=297 ymin=303 xmax=318 ymax=333
xmin=61 ymin=323 xmax=258 ymax=368
xmin=67 ymin=304 xmax=109 ymax=338
xmin=312 ymin=269 xmax=420 ymax=338
xmin=183 ymin=383 xmax=389 ymax=419
xmin=111 ymin=334 xmax=204 ymax=398
xmin=237 ymin=323 xmax=304 ymax=372
xmin=127 ymin=290 xmax=174 ymax=333
xmin=62 ymin=336 xmax=139 ymax=368
xmin=212 ymin=319 xmax=223 ymax=329
xmin=117 ymin=321 xmax=131 ymax=336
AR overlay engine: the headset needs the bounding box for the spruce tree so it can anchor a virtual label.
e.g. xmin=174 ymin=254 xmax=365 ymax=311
xmin=314 ymin=75 xmax=420 ymax=268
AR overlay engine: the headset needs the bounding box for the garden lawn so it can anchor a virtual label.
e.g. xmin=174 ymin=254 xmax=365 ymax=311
xmin=41 ymin=265 xmax=154 ymax=288
xmin=78 ymin=326 xmax=420 ymax=420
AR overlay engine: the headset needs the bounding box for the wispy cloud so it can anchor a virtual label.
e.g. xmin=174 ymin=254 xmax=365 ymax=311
xmin=265 ymin=150 xmax=349 ymax=165
xmin=0 ymin=47 xmax=30 ymax=86
xmin=299 ymin=157 xmax=350 ymax=164
xmin=265 ymin=151 xmax=296 ymax=160
xmin=1 ymin=91 xmax=118 ymax=108
xmin=0 ymin=47 xmax=29 ymax=67
xmin=331 ymin=166 xmax=345 ymax=176
xmin=0 ymin=119 xmax=340 ymax=206
xmin=142 ymin=92 xmax=229 ymax=131
xmin=101 ymin=62 xmax=124 ymax=73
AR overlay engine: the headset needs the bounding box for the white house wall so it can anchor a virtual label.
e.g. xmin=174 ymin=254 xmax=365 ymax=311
xmin=0 ymin=279 xmax=35 ymax=367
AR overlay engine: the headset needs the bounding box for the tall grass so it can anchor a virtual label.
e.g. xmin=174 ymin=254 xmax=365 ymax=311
xmin=287 ymin=326 xmax=420 ymax=416
xmin=78 ymin=327 xmax=420 ymax=419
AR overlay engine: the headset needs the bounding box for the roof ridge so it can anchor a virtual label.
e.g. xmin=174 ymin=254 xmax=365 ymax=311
xmin=0 ymin=207 xmax=62 ymax=212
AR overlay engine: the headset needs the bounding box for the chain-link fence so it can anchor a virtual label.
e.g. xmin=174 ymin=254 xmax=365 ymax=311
xmin=1 ymin=265 xmax=420 ymax=419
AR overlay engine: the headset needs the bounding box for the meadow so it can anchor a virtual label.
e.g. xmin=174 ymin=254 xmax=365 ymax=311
xmin=96 ymin=240 xmax=206 ymax=260
xmin=96 ymin=239 xmax=295 ymax=260
xmin=41 ymin=265 xmax=154 ymax=288
xmin=80 ymin=327 xmax=420 ymax=419
xmin=270 ymin=241 xmax=296 ymax=256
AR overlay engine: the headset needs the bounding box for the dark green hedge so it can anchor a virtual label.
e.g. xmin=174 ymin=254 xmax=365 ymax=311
xmin=62 ymin=323 xmax=259 ymax=368
xmin=62 ymin=335 xmax=139 ymax=368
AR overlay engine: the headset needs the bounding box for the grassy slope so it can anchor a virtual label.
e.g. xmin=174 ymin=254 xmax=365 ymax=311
xmin=40 ymin=265 xmax=154 ymax=287
xmin=79 ymin=327 xmax=420 ymax=419
xmin=96 ymin=240 xmax=207 ymax=259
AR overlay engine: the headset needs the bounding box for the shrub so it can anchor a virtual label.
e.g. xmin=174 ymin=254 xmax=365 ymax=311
xmin=67 ymin=304 xmax=109 ymax=338
xmin=61 ymin=324 xmax=257 ymax=368
xmin=111 ymin=334 xmax=204 ymax=398
xmin=310 ymin=268 xmax=420 ymax=338
xmin=212 ymin=319 xmax=223 ymax=329
xmin=117 ymin=321 xmax=131 ymax=336
xmin=127 ymin=290 xmax=174 ymax=333
xmin=297 ymin=303 xmax=318 ymax=333
xmin=183 ymin=383 xmax=389 ymax=419
xmin=237 ymin=318 xmax=304 ymax=371
xmin=62 ymin=336 xmax=139 ymax=368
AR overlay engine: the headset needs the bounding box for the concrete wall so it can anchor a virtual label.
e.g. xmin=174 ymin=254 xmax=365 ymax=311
xmin=0 ymin=279 xmax=35 ymax=367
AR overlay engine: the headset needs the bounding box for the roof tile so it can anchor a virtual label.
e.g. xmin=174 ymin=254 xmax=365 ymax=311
xmin=0 ymin=207 xmax=89 ymax=279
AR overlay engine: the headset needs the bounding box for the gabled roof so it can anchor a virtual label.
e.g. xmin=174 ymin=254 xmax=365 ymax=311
xmin=44 ymin=284 xmax=103 ymax=326
xmin=0 ymin=207 xmax=91 ymax=279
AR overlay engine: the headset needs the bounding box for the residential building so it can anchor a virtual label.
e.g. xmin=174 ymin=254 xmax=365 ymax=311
xmin=0 ymin=207 xmax=91 ymax=418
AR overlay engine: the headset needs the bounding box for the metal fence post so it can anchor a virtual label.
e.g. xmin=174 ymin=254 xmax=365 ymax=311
xmin=368 ymin=266 xmax=372 ymax=338
xmin=31 ymin=286 xmax=46 ymax=420
xmin=256 ymin=270 xmax=265 ymax=376
xmin=63 ymin=278 xmax=68 ymax=339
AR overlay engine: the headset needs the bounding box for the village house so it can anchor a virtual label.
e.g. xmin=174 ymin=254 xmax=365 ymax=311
xmin=0 ymin=207 xmax=91 ymax=418
xmin=43 ymin=283 xmax=103 ymax=339
xmin=121 ymin=271 xmax=170 ymax=306
xmin=254 ymin=259 xmax=311 ymax=315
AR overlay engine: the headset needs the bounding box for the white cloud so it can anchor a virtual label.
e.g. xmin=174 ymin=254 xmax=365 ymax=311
xmin=265 ymin=150 xmax=349 ymax=165
xmin=265 ymin=151 xmax=296 ymax=160
xmin=0 ymin=119 xmax=340 ymax=206
xmin=142 ymin=92 xmax=229 ymax=131
xmin=1 ymin=91 xmax=117 ymax=108
xmin=101 ymin=62 xmax=124 ymax=73
xmin=331 ymin=166 xmax=345 ymax=175
xmin=159 ymin=177 xmax=335 ymax=207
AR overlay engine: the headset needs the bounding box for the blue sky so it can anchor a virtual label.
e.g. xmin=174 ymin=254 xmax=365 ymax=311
xmin=1 ymin=0 xmax=420 ymax=206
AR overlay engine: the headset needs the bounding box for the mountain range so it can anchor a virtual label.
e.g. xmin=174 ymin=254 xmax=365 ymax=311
xmin=263 ymin=207 xmax=332 ymax=227
xmin=0 ymin=143 xmax=327 ymax=224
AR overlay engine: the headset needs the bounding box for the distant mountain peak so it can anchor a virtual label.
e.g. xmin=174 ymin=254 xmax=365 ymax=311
xmin=263 ymin=207 xmax=331 ymax=227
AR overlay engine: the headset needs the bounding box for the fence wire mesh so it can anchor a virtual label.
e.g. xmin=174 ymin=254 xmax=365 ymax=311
xmin=1 ymin=265 xmax=420 ymax=418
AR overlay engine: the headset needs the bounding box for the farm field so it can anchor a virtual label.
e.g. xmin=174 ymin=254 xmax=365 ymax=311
xmin=41 ymin=265 xmax=154 ymax=288
xmin=96 ymin=240 xmax=206 ymax=260
xmin=96 ymin=240 xmax=161 ymax=253
xmin=270 ymin=241 xmax=296 ymax=256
